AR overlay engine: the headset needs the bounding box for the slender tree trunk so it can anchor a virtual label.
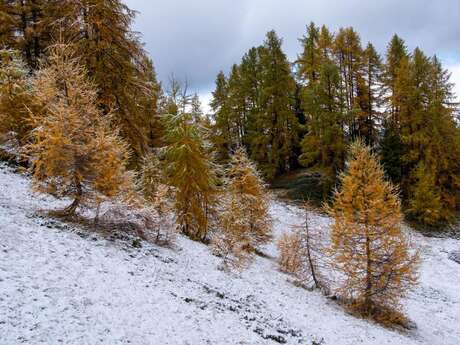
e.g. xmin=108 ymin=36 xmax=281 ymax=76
xmin=364 ymin=225 xmax=372 ymax=312
xmin=64 ymin=177 xmax=82 ymax=216
xmin=31 ymin=0 xmax=40 ymax=68
xmin=94 ymin=201 xmax=101 ymax=228
xmin=304 ymin=209 xmax=319 ymax=288
xmin=20 ymin=0 xmax=33 ymax=69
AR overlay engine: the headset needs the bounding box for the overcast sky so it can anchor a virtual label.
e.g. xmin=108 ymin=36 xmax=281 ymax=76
xmin=125 ymin=0 xmax=460 ymax=110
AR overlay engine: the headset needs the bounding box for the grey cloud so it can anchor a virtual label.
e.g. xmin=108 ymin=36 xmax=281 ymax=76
xmin=125 ymin=0 xmax=460 ymax=95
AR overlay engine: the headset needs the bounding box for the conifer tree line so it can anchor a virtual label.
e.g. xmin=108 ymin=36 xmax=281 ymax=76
xmin=0 ymin=0 xmax=272 ymax=262
xmin=0 ymin=2 xmax=423 ymax=325
xmin=211 ymin=23 xmax=460 ymax=227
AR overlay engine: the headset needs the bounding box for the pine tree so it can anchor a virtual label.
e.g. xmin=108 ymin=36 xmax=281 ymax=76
xmin=327 ymin=141 xmax=419 ymax=322
xmin=213 ymin=148 xmax=272 ymax=270
xmin=0 ymin=49 xmax=33 ymax=143
xmin=164 ymin=112 xmax=219 ymax=242
xmin=25 ymin=43 xmax=132 ymax=215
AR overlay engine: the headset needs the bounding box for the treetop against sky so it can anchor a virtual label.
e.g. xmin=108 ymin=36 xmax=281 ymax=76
xmin=125 ymin=0 xmax=460 ymax=108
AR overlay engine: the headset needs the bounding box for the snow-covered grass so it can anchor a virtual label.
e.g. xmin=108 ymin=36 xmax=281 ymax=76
xmin=1 ymin=163 xmax=459 ymax=345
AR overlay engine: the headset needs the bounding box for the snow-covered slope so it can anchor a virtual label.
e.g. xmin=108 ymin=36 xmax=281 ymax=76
xmin=1 ymin=164 xmax=459 ymax=345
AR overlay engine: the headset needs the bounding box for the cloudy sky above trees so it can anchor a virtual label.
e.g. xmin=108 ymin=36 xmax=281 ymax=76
xmin=125 ymin=0 xmax=460 ymax=109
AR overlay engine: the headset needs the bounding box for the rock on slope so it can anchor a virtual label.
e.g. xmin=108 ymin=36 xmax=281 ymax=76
xmin=1 ymin=163 xmax=459 ymax=345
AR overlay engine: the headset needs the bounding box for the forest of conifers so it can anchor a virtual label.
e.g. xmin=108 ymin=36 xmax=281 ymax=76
xmin=1 ymin=0 xmax=459 ymax=229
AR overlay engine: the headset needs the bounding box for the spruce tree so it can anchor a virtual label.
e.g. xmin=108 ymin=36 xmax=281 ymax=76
xmin=380 ymin=123 xmax=403 ymax=184
xmin=327 ymin=141 xmax=419 ymax=322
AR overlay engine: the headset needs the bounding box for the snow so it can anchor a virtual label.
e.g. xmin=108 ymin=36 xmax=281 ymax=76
xmin=1 ymin=163 xmax=460 ymax=345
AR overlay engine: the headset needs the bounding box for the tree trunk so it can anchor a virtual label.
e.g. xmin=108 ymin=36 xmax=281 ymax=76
xmin=305 ymin=210 xmax=319 ymax=288
xmin=64 ymin=178 xmax=82 ymax=216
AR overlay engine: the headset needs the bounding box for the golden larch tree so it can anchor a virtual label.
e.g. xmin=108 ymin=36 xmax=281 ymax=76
xmin=139 ymin=151 xmax=165 ymax=203
xmin=25 ymin=43 xmax=132 ymax=215
xmin=0 ymin=49 xmax=33 ymax=143
xmin=213 ymin=148 xmax=272 ymax=270
xmin=327 ymin=140 xmax=419 ymax=322
xmin=163 ymin=113 xmax=219 ymax=242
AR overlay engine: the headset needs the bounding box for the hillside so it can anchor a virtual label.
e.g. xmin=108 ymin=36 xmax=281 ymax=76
xmin=1 ymin=163 xmax=459 ymax=345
